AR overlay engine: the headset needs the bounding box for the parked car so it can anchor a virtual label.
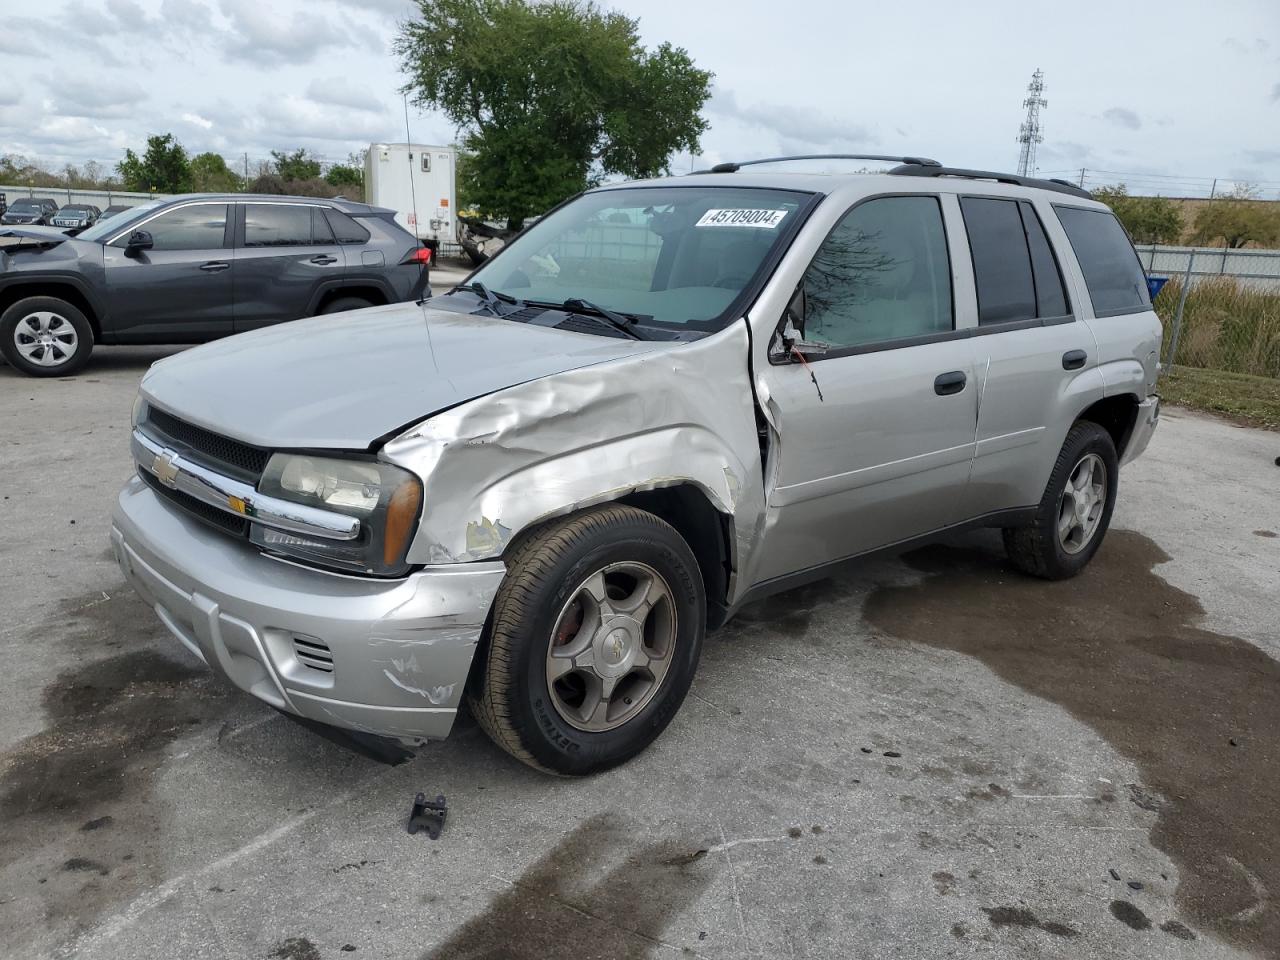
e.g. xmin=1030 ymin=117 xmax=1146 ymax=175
xmin=1 ymin=197 xmax=59 ymax=225
xmin=110 ymin=157 xmax=1161 ymax=775
xmin=0 ymin=194 xmax=431 ymax=375
xmin=99 ymin=204 xmax=135 ymax=220
xmin=52 ymin=203 xmax=101 ymax=230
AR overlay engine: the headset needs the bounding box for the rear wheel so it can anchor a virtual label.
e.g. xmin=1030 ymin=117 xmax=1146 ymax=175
xmin=468 ymin=504 xmax=705 ymax=775
xmin=0 ymin=296 xmax=94 ymax=377
xmin=1003 ymin=421 xmax=1118 ymax=579
xmin=319 ymin=296 xmax=373 ymax=315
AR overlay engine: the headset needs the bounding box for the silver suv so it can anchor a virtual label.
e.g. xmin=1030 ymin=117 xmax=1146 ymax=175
xmin=111 ymin=156 xmax=1161 ymax=775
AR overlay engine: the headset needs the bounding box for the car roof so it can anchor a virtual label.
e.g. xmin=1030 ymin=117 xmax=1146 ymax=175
xmin=158 ymin=193 xmax=376 ymax=213
xmin=597 ymin=167 xmax=1107 ymax=209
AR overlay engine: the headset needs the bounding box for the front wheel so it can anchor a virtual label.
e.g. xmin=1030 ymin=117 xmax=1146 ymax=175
xmin=468 ymin=504 xmax=705 ymax=775
xmin=0 ymin=297 xmax=94 ymax=377
xmin=319 ymin=296 xmax=374 ymax=315
xmin=1003 ymin=421 xmax=1119 ymax=579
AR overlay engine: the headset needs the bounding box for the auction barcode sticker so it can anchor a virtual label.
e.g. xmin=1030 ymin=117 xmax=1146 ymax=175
xmin=695 ymin=208 xmax=789 ymax=229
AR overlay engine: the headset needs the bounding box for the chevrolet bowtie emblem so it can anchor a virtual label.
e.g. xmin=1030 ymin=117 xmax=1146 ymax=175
xmin=152 ymin=451 xmax=180 ymax=488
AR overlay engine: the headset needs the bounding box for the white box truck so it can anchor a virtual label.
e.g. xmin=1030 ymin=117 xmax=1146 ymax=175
xmin=364 ymin=143 xmax=457 ymax=254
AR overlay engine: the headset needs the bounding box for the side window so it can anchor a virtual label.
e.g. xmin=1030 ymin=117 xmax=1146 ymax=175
xmin=243 ymin=204 xmax=325 ymax=247
xmin=802 ymin=195 xmax=953 ymax=349
xmin=127 ymin=204 xmax=228 ymax=250
xmin=323 ymin=209 xmax=370 ymax=244
xmin=1054 ymin=206 xmax=1150 ymax=315
xmin=959 ymin=197 xmax=1036 ymax=324
xmin=1018 ymin=201 xmax=1069 ymax=318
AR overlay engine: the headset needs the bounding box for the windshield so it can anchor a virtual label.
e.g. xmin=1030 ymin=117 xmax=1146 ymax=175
xmin=78 ymin=200 xmax=164 ymax=242
xmin=467 ymin=186 xmax=811 ymax=331
xmin=9 ymin=200 xmax=43 ymax=213
xmin=58 ymin=207 xmax=91 ymax=217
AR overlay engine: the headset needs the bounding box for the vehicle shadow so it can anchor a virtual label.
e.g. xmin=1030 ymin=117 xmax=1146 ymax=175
xmin=0 ymin=345 xmax=188 ymax=379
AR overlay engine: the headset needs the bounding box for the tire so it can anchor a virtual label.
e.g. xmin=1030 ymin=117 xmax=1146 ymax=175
xmin=464 ymin=247 xmax=485 ymax=267
xmin=468 ymin=504 xmax=706 ymax=776
xmin=319 ymin=296 xmax=373 ymax=315
xmin=1003 ymin=421 xmax=1119 ymax=580
xmin=0 ymin=296 xmax=94 ymax=377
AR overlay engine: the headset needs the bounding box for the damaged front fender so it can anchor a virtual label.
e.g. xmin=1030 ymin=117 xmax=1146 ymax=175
xmin=382 ymin=322 xmax=766 ymax=601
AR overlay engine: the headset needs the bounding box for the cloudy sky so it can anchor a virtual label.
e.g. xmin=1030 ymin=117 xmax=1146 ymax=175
xmin=3 ymin=0 xmax=1278 ymax=197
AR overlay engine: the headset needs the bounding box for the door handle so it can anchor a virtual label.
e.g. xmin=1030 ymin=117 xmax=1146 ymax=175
xmin=199 ymin=261 xmax=230 ymax=272
xmin=1062 ymin=349 xmax=1088 ymax=370
xmin=309 ymin=254 xmax=338 ymax=265
xmin=934 ymin=370 xmax=967 ymax=396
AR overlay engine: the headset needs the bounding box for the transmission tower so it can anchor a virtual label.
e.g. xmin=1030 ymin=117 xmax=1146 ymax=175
xmin=1016 ymin=69 xmax=1047 ymax=177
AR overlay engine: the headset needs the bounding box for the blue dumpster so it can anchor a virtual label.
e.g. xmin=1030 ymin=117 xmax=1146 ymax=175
xmin=1147 ymin=276 xmax=1169 ymax=300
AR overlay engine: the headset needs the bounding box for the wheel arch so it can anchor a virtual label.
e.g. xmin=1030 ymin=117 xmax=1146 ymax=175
xmin=1075 ymin=393 xmax=1140 ymax=459
xmin=0 ymin=281 xmax=102 ymax=341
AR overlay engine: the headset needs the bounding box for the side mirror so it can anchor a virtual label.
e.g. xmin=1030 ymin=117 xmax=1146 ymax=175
xmin=124 ymin=230 xmax=153 ymax=258
xmin=771 ymin=281 xmax=829 ymax=360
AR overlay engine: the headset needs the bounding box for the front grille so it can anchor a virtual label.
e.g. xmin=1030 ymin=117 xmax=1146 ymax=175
xmin=140 ymin=469 xmax=249 ymax=537
xmin=144 ymin=407 xmax=271 ymax=482
xmin=293 ymin=636 xmax=334 ymax=673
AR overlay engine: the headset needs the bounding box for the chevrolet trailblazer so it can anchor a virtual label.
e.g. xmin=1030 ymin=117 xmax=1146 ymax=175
xmin=111 ymin=156 xmax=1161 ymax=775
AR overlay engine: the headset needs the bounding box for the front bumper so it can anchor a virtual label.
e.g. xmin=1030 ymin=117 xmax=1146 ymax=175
xmin=1121 ymin=394 xmax=1160 ymax=465
xmin=111 ymin=476 xmax=505 ymax=743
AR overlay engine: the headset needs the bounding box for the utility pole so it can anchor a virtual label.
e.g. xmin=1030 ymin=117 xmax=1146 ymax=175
xmin=1016 ymin=68 xmax=1047 ymax=177
xmin=1078 ymin=167 xmax=1086 ymax=188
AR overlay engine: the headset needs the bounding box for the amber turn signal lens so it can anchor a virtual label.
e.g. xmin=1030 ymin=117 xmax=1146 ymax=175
xmin=384 ymin=478 xmax=423 ymax=567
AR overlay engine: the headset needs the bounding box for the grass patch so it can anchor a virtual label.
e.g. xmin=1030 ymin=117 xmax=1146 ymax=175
xmin=1159 ymin=364 xmax=1280 ymax=431
xmin=1155 ymin=277 xmax=1280 ymax=378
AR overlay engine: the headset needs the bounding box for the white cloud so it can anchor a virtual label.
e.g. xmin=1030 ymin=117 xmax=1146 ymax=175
xmin=1102 ymin=107 xmax=1142 ymax=131
xmin=182 ymin=112 xmax=215 ymax=130
xmin=304 ymin=80 xmax=387 ymax=114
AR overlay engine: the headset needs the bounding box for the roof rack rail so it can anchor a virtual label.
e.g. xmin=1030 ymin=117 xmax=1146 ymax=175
xmin=703 ymin=154 xmax=942 ymax=174
xmin=887 ymin=163 xmax=1093 ymax=199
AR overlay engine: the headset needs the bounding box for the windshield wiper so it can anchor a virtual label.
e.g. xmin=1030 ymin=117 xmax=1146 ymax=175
xmin=560 ymin=297 xmax=646 ymax=340
xmin=452 ymin=280 xmax=526 ymax=314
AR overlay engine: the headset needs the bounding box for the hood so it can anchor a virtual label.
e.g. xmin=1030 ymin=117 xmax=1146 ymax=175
xmin=0 ymin=226 xmax=71 ymax=252
xmin=141 ymin=300 xmax=672 ymax=449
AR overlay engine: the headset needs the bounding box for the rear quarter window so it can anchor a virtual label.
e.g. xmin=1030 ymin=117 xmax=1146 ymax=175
xmin=1053 ymin=206 xmax=1150 ymax=316
xmin=324 ymin=209 xmax=370 ymax=244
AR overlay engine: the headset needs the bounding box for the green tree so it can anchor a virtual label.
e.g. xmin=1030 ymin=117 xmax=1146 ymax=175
xmin=324 ymin=164 xmax=363 ymax=189
xmin=271 ymin=148 xmax=323 ymax=182
xmin=1191 ymin=187 xmax=1280 ymax=248
xmin=117 ymin=133 xmax=193 ymax=193
xmin=190 ymin=152 xmax=243 ymax=193
xmin=1092 ymin=184 xmax=1184 ymax=244
xmin=396 ymin=0 xmax=712 ymax=230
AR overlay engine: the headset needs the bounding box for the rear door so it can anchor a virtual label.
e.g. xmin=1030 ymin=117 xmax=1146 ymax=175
xmin=232 ymin=202 xmax=345 ymax=331
xmin=957 ymin=195 xmax=1102 ymax=519
xmin=753 ymin=194 xmax=979 ymax=584
xmin=102 ymin=201 xmax=234 ymax=341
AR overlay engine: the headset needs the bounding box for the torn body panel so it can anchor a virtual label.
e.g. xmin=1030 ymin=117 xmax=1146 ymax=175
xmin=383 ymin=321 xmax=765 ymax=606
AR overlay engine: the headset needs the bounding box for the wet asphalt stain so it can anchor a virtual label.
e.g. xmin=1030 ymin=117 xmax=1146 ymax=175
xmin=423 ymin=813 xmax=712 ymax=959
xmin=981 ymin=905 xmax=1079 ymax=938
xmin=0 ymin=590 xmax=241 ymax=946
xmin=864 ymin=529 xmax=1279 ymax=956
xmin=1110 ymin=899 xmax=1152 ymax=930
xmin=1254 ymin=529 xmax=1277 ymax=538
xmin=269 ymin=937 xmax=322 ymax=960
xmin=1161 ymin=919 xmax=1197 ymax=940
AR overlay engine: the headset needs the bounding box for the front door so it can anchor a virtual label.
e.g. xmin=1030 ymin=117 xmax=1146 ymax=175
xmin=103 ymin=202 xmax=233 ymax=341
xmin=232 ymin=203 xmax=346 ymax=331
xmin=753 ymin=194 xmax=979 ymax=585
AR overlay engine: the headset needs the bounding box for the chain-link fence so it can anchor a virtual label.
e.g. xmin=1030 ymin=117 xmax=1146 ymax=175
xmin=1137 ymin=245 xmax=1280 ymax=380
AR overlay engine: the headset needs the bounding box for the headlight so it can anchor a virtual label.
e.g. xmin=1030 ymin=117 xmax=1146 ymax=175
xmin=131 ymin=394 xmax=144 ymax=428
xmin=251 ymin=453 xmax=422 ymax=577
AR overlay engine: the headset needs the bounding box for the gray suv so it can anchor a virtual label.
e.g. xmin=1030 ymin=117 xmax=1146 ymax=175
xmin=0 ymin=194 xmax=430 ymax=376
xmin=111 ymin=157 xmax=1161 ymax=775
